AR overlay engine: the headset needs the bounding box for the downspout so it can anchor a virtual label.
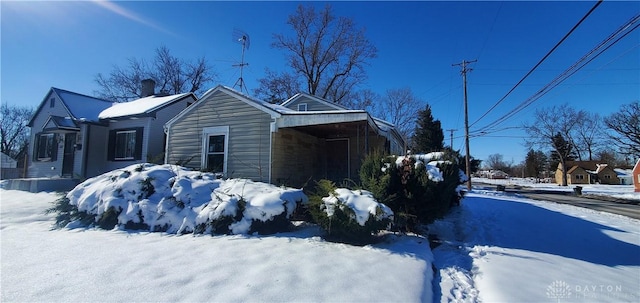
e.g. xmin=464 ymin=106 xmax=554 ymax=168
xmin=269 ymin=119 xmax=277 ymax=184
xmin=82 ymin=124 xmax=91 ymax=178
xmin=163 ymin=124 xmax=170 ymax=165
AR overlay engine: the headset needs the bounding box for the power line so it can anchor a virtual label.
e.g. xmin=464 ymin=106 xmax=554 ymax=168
xmin=469 ymin=0 xmax=603 ymax=129
xmin=472 ymin=13 xmax=640 ymax=135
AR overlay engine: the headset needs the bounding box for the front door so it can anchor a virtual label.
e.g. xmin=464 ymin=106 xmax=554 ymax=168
xmin=62 ymin=133 xmax=76 ymax=177
xmin=326 ymin=139 xmax=349 ymax=183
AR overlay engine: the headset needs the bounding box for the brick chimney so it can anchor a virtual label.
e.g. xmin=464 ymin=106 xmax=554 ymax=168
xmin=141 ymin=79 xmax=156 ymax=97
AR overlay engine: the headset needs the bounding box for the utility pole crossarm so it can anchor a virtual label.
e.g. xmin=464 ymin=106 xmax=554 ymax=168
xmin=453 ymin=59 xmax=477 ymax=191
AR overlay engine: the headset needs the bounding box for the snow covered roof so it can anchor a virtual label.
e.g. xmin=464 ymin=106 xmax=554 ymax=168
xmin=28 ymin=88 xmax=113 ymax=126
xmin=99 ymin=93 xmax=195 ymax=119
xmin=614 ymin=168 xmax=633 ymax=177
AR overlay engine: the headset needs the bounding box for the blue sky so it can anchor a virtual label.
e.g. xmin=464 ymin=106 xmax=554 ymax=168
xmin=2 ymin=1 xmax=638 ymax=164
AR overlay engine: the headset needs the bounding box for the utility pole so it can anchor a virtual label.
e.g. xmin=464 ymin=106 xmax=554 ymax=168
xmin=453 ymin=59 xmax=476 ymax=191
xmin=445 ymin=129 xmax=456 ymax=148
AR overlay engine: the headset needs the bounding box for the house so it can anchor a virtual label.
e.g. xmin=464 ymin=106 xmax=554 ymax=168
xmin=633 ymin=159 xmax=640 ymax=192
xmin=164 ymin=85 xmax=406 ymax=187
xmin=614 ymin=168 xmax=633 ymax=185
xmin=555 ymin=161 xmax=620 ymax=185
xmin=1 ymin=152 xmax=17 ymax=169
xmin=27 ymin=80 xmax=197 ymax=179
xmin=1 ymin=152 xmax=20 ymax=179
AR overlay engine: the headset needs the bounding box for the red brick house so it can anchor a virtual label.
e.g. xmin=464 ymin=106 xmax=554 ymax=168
xmin=633 ymin=159 xmax=640 ymax=192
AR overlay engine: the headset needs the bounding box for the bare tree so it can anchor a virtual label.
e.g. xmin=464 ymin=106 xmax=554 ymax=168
xmin=525 ymin=104 xmax=585 ymax=186
xmin=253 ymin=68 xmax=302 ymax=104
xmin=486 ymin=153 xmax=512 ymax=172
xmin=0 ymin=103 xmax=33 ymax=161
xmin=573 ymin=112 xmax=604 ymax=161
xmin=604 ymin=100 xmax=640 ymax=159
xmin=267 ymin=4 xmax=377 ymax=104
xmin=95 ymin=46 xmax=216 ymax=102
xmin=372 ymin=87 xmax=422 ymax=141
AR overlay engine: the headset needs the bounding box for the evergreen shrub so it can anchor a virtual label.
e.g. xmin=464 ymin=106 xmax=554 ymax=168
xmin=359 ymin=152 xmax=465 ymax=232
xmin=307 ymin=179 xmax=392 ymax=245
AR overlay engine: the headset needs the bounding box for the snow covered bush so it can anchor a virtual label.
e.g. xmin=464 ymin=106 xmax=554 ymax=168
xmin=59 ymin=163 xmax=308 ymax=235
xmin=307 ymin=180 xmax=394 ymax=245
xmin=359 ymin=152 xmax=466 ymax=232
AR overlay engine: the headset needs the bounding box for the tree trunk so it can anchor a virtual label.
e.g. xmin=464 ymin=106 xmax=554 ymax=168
xmin=560 ymin=157 xmax=568 ymax=186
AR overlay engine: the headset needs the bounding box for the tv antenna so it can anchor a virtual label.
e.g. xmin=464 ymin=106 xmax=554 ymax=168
xmin=232 ymin=28 xmax=250 ymax=94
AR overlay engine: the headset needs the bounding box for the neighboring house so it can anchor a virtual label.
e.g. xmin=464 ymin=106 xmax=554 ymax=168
xmin=555 ymin=161 xmax=620 ymax=185
xmin=1 ymin=152 xmax=17 ymax=169
xmin=476 ymin=170 xmax=509 ymax=179
xmin=164 ymin=86 xmax=406 ymax=187
xmin=634 ymin=159 xmax=640 ymax=192
xmin=27 ymin=81 xmax=197 ymax=179
xmin=614 ymin=168 xmax=633 ymax=185
xmin=1 ymin=152 xmax=20 ymax=179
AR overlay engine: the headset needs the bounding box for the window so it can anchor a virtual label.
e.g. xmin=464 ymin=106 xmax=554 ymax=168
xmin=603 ymin=174 xmax=611 ymax=180
xmin=202 ymin=126 xmax=229 ymax=174
xmin=575 ymin=174 xmax=584 ymax=180
xmin=207 ymin=135 xmax=225 ymax=172
xmin=298 ymin=103 xmax=308 ymax=111
xmin=35 ymin=133 xmax=57 ymax=161
xmin=108 ymin=128 xmax=143 ymax=161
xmin=115 ymin=130 xmax=136 ymax=160
xmin=49 ymin=98 xmax=55 ymax=108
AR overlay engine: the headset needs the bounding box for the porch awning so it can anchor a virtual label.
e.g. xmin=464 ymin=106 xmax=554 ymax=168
xmin=42 ymin=115 xmax=80 ymax=132
xmin=276 ymin=111 xmax=370 ymax=128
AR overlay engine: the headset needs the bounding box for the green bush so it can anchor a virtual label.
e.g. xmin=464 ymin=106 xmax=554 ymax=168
xmin=306 ymin=180 xmax=392 ymax=245
xmin=46 ymin=196 xmax=96 ymax=228
xmin=359 ymin=153 xmax=464 ymax=232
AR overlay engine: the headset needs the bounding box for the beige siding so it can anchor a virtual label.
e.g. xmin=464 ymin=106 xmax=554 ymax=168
xmin=167 ymin=90 xmax=272 ymax=182
xmin=271 ymin=128 xmax=325 ymax=187
xmin=284 ymin=96 xmax=340 ymax=111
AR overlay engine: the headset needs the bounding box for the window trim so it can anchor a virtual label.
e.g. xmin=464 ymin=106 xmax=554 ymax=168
xmin=34 ymin=133 xmax=57 ymax=162
xmin=298 ymin=103 xmax=308 ymax=111
xmin=114 ymin=129 xmax=137 ymax=160
xmin=108 ymin=127 xmax=143 ymax=161
xmin=201 ymin=126 xmax=229 ymax=175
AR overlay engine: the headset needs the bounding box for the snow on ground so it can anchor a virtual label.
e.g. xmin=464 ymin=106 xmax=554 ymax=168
xmin=0 ymin=189 xmax=433 ymax=303
xmin=2 ymin=175 xmax=639 ymax=302
xmin=475 ymin=177 xmax=640 ymax=201
xmin=430 ymin=189 xmax=640 ymax=303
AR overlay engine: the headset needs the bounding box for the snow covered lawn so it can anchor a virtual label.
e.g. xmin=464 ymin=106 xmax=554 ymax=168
xmin=431 ymin=190 xmax=640 ymax=302
xmin=2 ymin=178 xmax=639 ymax=302
xmin=0 ymin=189 xmax=433 ymax=302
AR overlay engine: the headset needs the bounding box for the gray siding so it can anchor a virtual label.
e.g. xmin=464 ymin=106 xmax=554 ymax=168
xmin=104 ymin=119 xmax=151 ymax=172
xmin=28 ymin=93 xmax=72 ymax=178
xmin=284 ymin=96 xmax=340 ymax=112
xmin=167 ymin=90 xmax=272 ymax=182
xmin=83 ymin=124 xmax=109 ymax=177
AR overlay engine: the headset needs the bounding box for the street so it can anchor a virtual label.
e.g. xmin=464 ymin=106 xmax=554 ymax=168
xmin=474 ymin=183 xmax=640 ymax=220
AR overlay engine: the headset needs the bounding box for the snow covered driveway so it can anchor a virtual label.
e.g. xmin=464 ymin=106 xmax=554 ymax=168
xmin=431 ymin=191 xmax=640 ymax=303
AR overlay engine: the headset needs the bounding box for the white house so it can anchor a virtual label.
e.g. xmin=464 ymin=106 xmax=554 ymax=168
xmin=27 ymin=81 xmax=197 ymax=179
